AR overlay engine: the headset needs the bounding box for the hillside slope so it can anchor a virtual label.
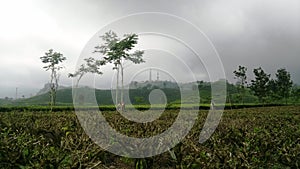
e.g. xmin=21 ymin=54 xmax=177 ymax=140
xmin=13 ymin=87 xmax=183 ymax=106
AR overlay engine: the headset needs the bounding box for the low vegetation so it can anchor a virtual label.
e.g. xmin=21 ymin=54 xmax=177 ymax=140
xmin=1 ymin=106 xmax=299 ymax=168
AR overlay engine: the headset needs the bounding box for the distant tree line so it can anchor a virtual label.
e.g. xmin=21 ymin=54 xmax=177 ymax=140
xmin=233 ymin=65 xmax=299 ymax=105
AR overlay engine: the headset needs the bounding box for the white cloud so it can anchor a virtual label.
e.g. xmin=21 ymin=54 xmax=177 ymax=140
xmin=0 ymin=0 xmax=299 ymax=97
xmin=0 ymin=0 xmax=60 ymax=41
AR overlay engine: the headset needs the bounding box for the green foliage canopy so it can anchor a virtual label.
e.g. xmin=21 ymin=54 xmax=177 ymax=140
xmin=250 ymin=67 xmax=270 ymax=104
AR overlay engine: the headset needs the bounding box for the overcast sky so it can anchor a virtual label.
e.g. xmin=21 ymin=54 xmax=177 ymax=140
xmin=0 ymin=0 xmax=299 ymax=98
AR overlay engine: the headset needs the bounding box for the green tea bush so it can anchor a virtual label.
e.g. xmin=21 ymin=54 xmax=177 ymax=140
xmin=0 ymin=106 xmax=299 ymax=168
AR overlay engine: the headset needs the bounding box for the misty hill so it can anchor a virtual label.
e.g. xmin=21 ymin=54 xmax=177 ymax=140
xmin=10 ymin=80 xmax=246 ymax=106
xmin=14 ymin=87 xmax=182 ymax=106
xmin=36 ymin=83 xmax=68 ymax=96
xmin=1 ymin=80 xmax=267 ymax=106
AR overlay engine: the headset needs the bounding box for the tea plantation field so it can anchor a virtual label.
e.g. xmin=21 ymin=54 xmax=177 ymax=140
xmin=0 ymin=106 xmax=299 ymax=168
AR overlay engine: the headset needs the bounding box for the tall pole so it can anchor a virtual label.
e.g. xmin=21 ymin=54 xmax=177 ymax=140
xmin=15 ymin=87 xmax=18 ymax=100
xmin=149 ymin=68 xmax=152 ymax=82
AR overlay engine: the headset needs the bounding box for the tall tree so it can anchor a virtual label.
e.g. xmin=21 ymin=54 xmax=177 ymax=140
xmin=40 ymin=49 xmax=66 ymax=109
xmin=250 ymin=67 xmax=270 ymax=105
xmin=68 ymin=57 xmax=105 ymax=87
xmin=94 ymin=31 xmax=144 ymax=107
xmin=268 ymin=79 xmax=280 ymax=102
xmin=291 ymin=85 xmax=300 ymax=104
xmin=233 ymin=65 xmax=247 ymax=105
xmin=274 ymin=68 xmax=293 ymax=105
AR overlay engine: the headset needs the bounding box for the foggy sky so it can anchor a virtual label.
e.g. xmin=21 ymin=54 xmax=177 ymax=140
xmin=0 ymin=0 xmax=299 ymax=98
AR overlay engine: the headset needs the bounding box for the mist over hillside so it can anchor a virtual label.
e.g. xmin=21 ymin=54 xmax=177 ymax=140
xmin=0 ymin=80 xmax=241 ymax=106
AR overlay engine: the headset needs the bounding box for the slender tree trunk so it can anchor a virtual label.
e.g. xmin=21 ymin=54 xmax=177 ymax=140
xmin=76 ymin=74 xmax=83 ymax=88
xmin=241 ymin=88 xmax=245 ymax=107
xmin=228 ymin=94 xmax=233 ymax=110
xmin=116 ymin=65 xmax=120 ymax=105
xmin=242 ymin=95 xmax=244 ymax=107
xmin=53 ymin=72 xmax=60 ymax=106
xmin=120 ymin=63 xmax=124 ymax=105
xmin=50 ymin=69 xmax=55 ymax=111
xmin=50 ymin=86 xmax=54 ymax=111
xmin=261 ymin=98 xmax=265 ymax=107
xmin=53 ymin=89 xmax=56 ymax=106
